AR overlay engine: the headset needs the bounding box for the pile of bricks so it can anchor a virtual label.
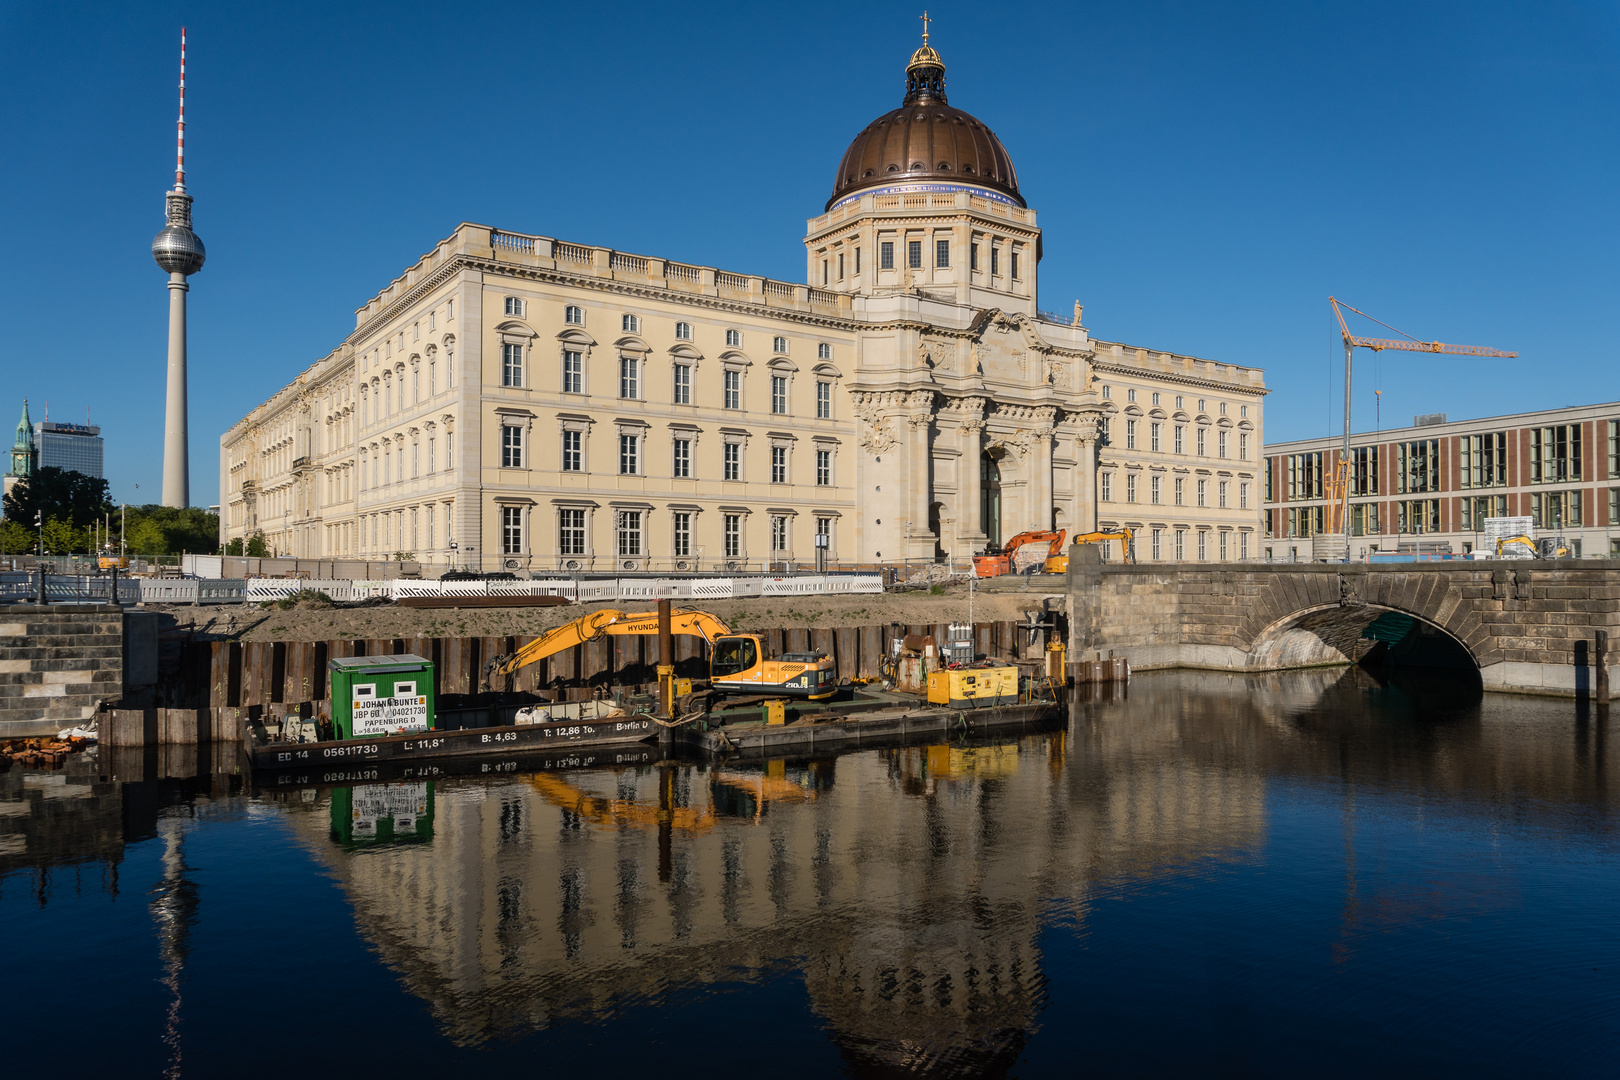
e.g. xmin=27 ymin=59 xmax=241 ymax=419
xmin=0 ymin=736 xmax=91 ymax=769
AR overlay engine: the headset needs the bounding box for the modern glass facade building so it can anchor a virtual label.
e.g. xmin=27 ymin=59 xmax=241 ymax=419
xmin=34 ymin=421 xmax=103 ymax=479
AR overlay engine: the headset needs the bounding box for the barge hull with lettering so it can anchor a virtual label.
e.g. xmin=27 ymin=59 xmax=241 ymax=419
xmin=249 ymin=716 xmax=659 ymax=772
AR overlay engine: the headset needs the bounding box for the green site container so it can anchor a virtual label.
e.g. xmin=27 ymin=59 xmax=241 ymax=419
xmin=328 ymin=654 xmax=437 ymax=740
xmin=329 ymin=781 xmax=435 ymax=847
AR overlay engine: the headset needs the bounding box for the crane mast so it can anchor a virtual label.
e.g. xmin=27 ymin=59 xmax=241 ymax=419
xmin=1325 ymin=299 xmax=1517 ymax=562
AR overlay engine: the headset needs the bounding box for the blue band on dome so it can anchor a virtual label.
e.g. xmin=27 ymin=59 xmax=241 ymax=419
xmin=828 ymin=182 xmax=1020 ymax=212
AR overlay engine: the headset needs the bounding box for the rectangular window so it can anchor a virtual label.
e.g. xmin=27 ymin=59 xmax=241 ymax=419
xmin=411 ymin=440 xmax=419 ymax=477
xmin=501 ymin=506 xmax=523 ymax=555
xmin=822 ymin=260 xmax=828 ymax=286
xmin=1011 ymin=252 xmax=1020 ymax=278
xmin=672 ymin=363 xmax=691 ymax=405
xmin=1530 ymin=425 xmax=1582 ymax=483
xmin=726 ymin=329 xmax=742 ymax=347
xmin=619 ymin=356 xmax=638 ymax=399
xmin=428 ymin=361 xmax=437 ymax=397
xmin=1397 ymin=439 xmax=1440 ymax=493
xmin=1100 ymin=472 xmax=1113 ymax=502
xmin=1239 ymin=532 xmax=1249 ymax=560
xmin=838 ymin=252 xmax=844 ymax=279
xmin=990 ymin=247 xmax=1000 ymax=276
xmin=1126 ymin=474 xmax=1138 ymax=503
xmin=1175 ymin=477 xmax=1185 ymax=506
xmin=501 ymin=424 xmax=523 ymax=468
xmin=562 ymin=350 xmax=582 ymax=394
xmin=561 ymin=430 xmax=582 ymax=472
xmin=816 ymin=380 xmax=831 ymax=419
xmin=816 ymin=449 xmax=831 ymax=485
xmin=1239 ymin=432 xmax=1249 ymax=460
xmin=1150 ymin=529 xmax=1162 ymax=560
xmin=1351 ymin=502 xmax=1379 ymax=536
xmin=1150 ymin=475 xmax=1162 ymax=504
xmin=1175 ymin=529 xmax=1185 ymax=560
xmin=771 ymin=375 xmax=788 ymax=415
xmin=504 ymin=296 xmax=525 ymax=317
xmin=427 ymin=435 xmax=435 ymax=473
xmin=1150 ymin=423 xmax=1161 ymax=452
xmin=773 ymin=336 xmax=788 ymax=355
xmin=855 ymin=247 xmax=861 ymax=274
xmin=1197 ymin=479 xmax=1207 ymax=507
xmin=502 ymin=343 xmax=523 ymax=388
xmin=1460 ymin=432 xmax=1507 ymax=488
xmin=771 ymin=446 xmax=787 ymax=484
xmin=1125 ymin=420 xmax=1137 ymax=450
xmin=675 ymin=321 xmax=692 ymax=341
xmin=1174 ymin=425 xmax=1184 ymax=454
xmin=771 ymin=515 xmax=788 ymax=551
xmin=621 ymin=314 xmax=640 ymax=334
xmin=558 ymin=509 xmax=585 ymax=555
xmin=1609 ymin=421 xmax=1619 ymax=479
xmin=1219 ymin=480 xmax=1228 ymax=508
xmin=724 ymin=514 xmax=741 ymax=558
xmin=565 ymin=305 xmax=583 ymax=326
xmin=1350 ymin=446 xmax=1379 ymax=495
xmin=1196 ymin=427 xmax=1206 ymax=456
xmin=618 ymin=433 xmax=639 ymax=475
xmin=1286 ymin=452 xmax=1324 ymax=500
xmin=1197 ymin=531 xmax=1208 ymax=560
xmin=672 ymin=512 xmax=691 ymax=557
xmin=908 ymin=240 xmax=923 ymax=269
xmin=970 ymin=244 xmax=979 ymax=271
xmin=1219 ymin=531 xmax=1228 ymax=560
xmin=1239 ymin=482 xmax=1249 ymax=510
xmin=724 ymin=370 xmax=741 ymax=410
xmin=1218 ymin=430 xmax=1228 ymax=458
xmin=672 ymin=438 xmax=691 ymax=478
xmin=935 ymin=239 xmax=950 ymax=268
xmin=724 ymin=443 xmax=740 ymax=481
xmin=1396 ymin=499 xmax=1441 ymax=534
xmin=880 ymin=241 xmax=894 ymax=269
xmin=1609 ymin=488 xmax=1620 ymax=526
xmin=616 ymin=510 xmax=642 ymax=557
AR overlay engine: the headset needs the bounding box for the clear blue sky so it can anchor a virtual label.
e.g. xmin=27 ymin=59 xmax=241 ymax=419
xmin=2 ymin=1 xmax=1616 ymax=508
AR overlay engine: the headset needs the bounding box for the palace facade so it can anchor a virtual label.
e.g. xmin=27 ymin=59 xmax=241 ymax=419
xmin=220 ymin=35 xmax=1267 ymax=571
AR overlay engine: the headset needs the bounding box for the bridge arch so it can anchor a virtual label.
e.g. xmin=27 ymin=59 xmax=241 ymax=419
xmin=1247 ymin=600 xmax=1480 ymax=679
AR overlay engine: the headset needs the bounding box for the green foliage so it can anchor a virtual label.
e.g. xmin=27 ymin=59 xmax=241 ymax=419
xmin=929 ymin=584 xmax=946 ymax=596
xmin=224 ymin=537 xmax=244 ymax=555
xmin=41 ymin=516 xmax=88 ymax=555
xmin=277 ymin=589 xmax=333 ymax=610
xmin=245 ymin=531 xmax=270 ymax=558
xmin=2 ymin=467 xmax=111 ymax=530
xmin=0 ymin=519 xmax=32 ymax=555
xmin=121 ymin=504 xmax=219 ymax=556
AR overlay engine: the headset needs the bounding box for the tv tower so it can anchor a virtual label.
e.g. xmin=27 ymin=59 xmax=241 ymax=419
xmin=151 ymin=28 xmax=205 ymax=508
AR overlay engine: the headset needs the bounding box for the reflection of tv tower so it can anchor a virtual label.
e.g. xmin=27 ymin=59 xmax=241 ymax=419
xmin=151 ymin=28 xmax=206 ymax=508
xmin=149 ymin=815 xmax=199 ymax=1078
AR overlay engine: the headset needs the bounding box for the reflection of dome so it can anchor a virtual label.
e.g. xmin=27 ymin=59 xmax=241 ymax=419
xmin=827 ymin=36 xmax=1022 ymax=211
xmin=152 ymin=223 xmax=206 ymax=275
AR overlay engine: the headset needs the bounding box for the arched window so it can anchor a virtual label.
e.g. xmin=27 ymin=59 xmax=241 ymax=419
xmin=565 ymin=305 xmax=584 ymax=326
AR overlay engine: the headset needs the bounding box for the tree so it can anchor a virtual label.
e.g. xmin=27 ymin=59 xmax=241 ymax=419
xmin=2 ymin=468 xmax=111 ymax=530
xmin=120 ymin=504 xmax=220 ymax=555
xmin=224 ymin=537 xmax=244 ymax=556
xmin=0 ymin=519 xmax=33 ymax=555
xmin=245 ymin=531 xmax=270 ymax=558
xmin=42 ymin=516 xmax=85 ymax=555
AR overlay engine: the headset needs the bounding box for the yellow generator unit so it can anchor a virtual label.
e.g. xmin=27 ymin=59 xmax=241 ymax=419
xmin=927 ymin=665 xmax=1018 ymax=709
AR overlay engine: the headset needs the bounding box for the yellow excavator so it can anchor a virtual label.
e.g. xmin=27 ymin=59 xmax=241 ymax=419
xmin=1495 ymin=535 xmax=1570 ymax=559
xmin=1043 ymin=529 xmax=1135 ymax=573
xmin=484 ymin=607 xmax=837 ymax=699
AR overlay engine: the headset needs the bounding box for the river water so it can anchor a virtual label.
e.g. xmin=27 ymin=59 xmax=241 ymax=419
xmin=5 ymin=669 xmax=1617 ymax=1077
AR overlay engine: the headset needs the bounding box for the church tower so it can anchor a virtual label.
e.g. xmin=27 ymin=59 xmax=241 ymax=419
xmin=3 ymin=399 xmax=35 ymax=508
xmin=151 ymin=28 xmax=206 ymax=508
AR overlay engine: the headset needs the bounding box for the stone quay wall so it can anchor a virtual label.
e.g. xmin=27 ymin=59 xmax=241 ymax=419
xmin=0 ymin=605 xmax=126 ymax=736
xmin=1066 ymin=550 xmax=1619 ymax=699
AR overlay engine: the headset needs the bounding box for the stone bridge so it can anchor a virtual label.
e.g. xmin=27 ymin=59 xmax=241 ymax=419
xmin=1064 ymin=550 xmax=1618 ymax=699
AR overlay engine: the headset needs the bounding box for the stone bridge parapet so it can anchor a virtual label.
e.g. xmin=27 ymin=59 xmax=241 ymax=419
xmin=1065 ymin=551 xmax=1619 ymax=699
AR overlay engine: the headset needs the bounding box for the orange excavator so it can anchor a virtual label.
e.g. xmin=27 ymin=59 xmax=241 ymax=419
xmin=973 ymin=530 xmax=1066 ymax=577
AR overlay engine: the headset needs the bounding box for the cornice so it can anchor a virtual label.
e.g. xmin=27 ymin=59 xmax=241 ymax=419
xmin=1091 ymin=359 xmax=1270 ymax=396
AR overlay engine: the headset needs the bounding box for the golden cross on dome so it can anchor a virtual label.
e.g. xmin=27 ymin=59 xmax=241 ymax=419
xmin=920 ymin=10 xmax=931 ymax=44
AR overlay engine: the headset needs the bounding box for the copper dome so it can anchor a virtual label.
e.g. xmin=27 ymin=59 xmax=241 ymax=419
xmin=826 ymin=39 xmax=1022 ymax=211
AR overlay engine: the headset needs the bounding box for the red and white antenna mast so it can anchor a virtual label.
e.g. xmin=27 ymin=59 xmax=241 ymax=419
xmin=175 ymin=27 xmax=187 ymax=190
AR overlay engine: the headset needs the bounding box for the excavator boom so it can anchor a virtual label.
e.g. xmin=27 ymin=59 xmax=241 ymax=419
xmin=487 ymin=608 xmax=732 ymax=682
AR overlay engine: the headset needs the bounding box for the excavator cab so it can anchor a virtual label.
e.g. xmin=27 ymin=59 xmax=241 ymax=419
xmin=711 ymin=636 xmax=758 ymax=678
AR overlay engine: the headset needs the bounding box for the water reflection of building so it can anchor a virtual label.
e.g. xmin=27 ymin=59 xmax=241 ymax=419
xmin=276 ymin=728 xmax=1269 ymax=1073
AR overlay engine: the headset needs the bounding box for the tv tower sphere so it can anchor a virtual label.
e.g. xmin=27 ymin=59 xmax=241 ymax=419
xmin=152 ymin=219 xmax=206 ymax=275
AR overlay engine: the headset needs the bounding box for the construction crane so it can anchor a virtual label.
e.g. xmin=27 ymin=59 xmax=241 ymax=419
xmin=1327 ymin=298 xmax=1517 ymax=560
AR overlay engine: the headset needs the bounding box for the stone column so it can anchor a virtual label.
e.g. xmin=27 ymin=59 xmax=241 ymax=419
xmin=908 ymin=411 xmax=933 ymax=555
xmin=960 ymin=398 xmax=988 ymax=549
xmin=1033 ymin=407 xmax=1057 ymax=532
xmin=1073 ymin=414 xmax=1100 ymax=533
